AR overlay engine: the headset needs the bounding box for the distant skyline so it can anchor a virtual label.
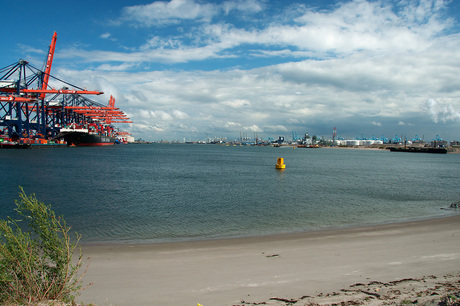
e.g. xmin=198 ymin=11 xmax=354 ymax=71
xmin=2 ymin=0 xmax=460 ymax=141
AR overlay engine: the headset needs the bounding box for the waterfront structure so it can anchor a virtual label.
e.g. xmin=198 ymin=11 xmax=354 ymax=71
xmin=333 ymin=139 xmax=384 ymax=146
xmin=0 ymin=32 xmax=131 ymax=146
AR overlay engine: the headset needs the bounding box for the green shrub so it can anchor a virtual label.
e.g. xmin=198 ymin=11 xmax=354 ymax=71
xmin=0 ymin=187 xmax=88 ymax=304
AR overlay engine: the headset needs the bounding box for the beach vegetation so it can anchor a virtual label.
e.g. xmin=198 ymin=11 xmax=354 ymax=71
xmin=401 ymin=299 xmax=413 ymax=304
xmin=440 ymin=293 xmax=460 ymax=305
xmin=0 ymin=187 xmax=89 ymax=304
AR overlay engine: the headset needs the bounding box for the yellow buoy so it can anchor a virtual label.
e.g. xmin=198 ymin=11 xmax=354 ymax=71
xmin=275 ymin=157 xmax=285 ymax=169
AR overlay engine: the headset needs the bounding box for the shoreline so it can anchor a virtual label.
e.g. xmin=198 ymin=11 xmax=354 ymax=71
xmin=78 ymin=214 xmax=460 ymax=305
xmin=80 ymin=210 xmax=458 ymax=247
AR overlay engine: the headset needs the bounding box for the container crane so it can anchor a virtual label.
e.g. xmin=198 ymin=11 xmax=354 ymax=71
xmin=0 ymin=32 xmax=131 ymax=146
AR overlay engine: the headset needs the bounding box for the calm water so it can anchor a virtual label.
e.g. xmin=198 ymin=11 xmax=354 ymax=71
xmin=0 ymin=144 xmax=459 ymax=244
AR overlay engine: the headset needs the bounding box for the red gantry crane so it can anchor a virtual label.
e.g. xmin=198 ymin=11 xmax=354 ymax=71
xmin=0 ymin=32 xmax=131 ymax=147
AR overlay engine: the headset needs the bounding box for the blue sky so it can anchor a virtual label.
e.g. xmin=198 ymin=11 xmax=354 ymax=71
xmin=2 ymin=0 xmax=460 ymax=142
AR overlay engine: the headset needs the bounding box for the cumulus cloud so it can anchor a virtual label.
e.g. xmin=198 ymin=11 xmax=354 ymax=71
xmin=222 ymin=99 xmax=251 ymax=108
xmin=60 ymin=0 xmax=453 ymax=66
xmin=263 ymin=125 xmax=288 ymax=132
xmin=121 ymin=0 xmax=218 ymax=26
xmin=120 ymin=0 xmax=266 ymax=27
xmin=423 ymin=99 xmax=460 ymax=123
xmin=289 ymin=0 xmax=441 ymax=54
xmin=222 ymin=0 xmax=264 ymax=15
xmin=224 ymin=122 xmax=241 ymax=128
xmin=244 ymin=124 xmax=263 ymax=132
xmin=173 ymin=109 xmax=189 ymax=119
xmin=46 ymin=0 xmax=460 ymax=141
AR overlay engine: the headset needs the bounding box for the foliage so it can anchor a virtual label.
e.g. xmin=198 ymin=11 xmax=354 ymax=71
xmin=0 ymin=187 xmax=88 ymax=304
xmin=439 ymin=292 xmax=460 ymax=306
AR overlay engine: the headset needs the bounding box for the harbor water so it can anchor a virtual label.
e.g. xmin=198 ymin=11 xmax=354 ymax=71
xmin=0 ymin=144 xmax=459 ymax=244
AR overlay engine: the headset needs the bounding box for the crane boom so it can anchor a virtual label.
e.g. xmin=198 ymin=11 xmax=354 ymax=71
xmin=0 ymin=96 xmax=36 ymax=102
xmin=40 ymin=31 xmax=57 ymax=100
xmin=23 ymin=89 xmax=103 ymax=95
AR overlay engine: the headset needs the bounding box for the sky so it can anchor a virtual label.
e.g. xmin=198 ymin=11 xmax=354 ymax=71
xmin=2 ymin=0 xmax=460 ymax=142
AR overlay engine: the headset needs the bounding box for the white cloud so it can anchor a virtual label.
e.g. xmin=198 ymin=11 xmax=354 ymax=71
xmin=100 ymin=33 xmax=111 ymax=39
xmin=63 ymin=0 xmax=452 ymax=67
xmin=245 ymin=0 xmax=443 ymax=57
xmin=95 ymin=63 xmax=137 ymax=71
xmin=46 ymin=0 xmax=460 ymax=141
xmin=17 ymin=44 xmax=46 ymax=55
xmin=244 ymin=124 xmax=263 ymax=132
xmin=222 ymin=0 xmax=264 ymax=15
xmin=54 ymin=36 xmax=460 ymax=140
xmin=173 ymin=109 xmax=189 ymax=119
xmin=120 ymin=0 xmax=265 ymax=27
xmin=423 ymin=99 xmax=460 ymax=123
xmin=263 ymin=125 xmax=288 ymax=132
xmin=156 ymin=111 xmax=174 ymax=121
xmin=224 ymin=122 xmax=241 ymax=128
xmin=222 ymin=99 xmax=251 ymax=108
xmin=121 ymin=0 xmax=218 ymax=26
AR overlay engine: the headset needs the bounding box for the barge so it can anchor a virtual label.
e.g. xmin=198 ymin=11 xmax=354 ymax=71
xmin=389 ymin=147 xmax=447 ymax=154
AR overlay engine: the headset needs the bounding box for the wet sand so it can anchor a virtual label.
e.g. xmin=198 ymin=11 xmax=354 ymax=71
xmin=78 ymin=214 xmax=460 ymax=305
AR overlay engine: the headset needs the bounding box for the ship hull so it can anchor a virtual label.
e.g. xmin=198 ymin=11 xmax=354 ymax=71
xmin=62 ymin=132 xmax=116 ymax=147
xmin=0 ymin=143 xmax=31 ymax=149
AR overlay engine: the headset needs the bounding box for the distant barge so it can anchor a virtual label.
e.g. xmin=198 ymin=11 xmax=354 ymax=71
xmin=0 ymin=143 xmax=31 ymax=149
xmin=389 ymin=147 xmax=447 ymax=154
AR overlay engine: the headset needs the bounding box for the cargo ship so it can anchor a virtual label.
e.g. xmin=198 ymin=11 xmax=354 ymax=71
xmin=56 ymin=123 xmax=116 ymax=146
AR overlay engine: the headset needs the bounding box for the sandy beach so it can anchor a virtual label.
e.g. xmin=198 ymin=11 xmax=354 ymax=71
xmin=78 ymin=214 xmax=460 ymax=305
